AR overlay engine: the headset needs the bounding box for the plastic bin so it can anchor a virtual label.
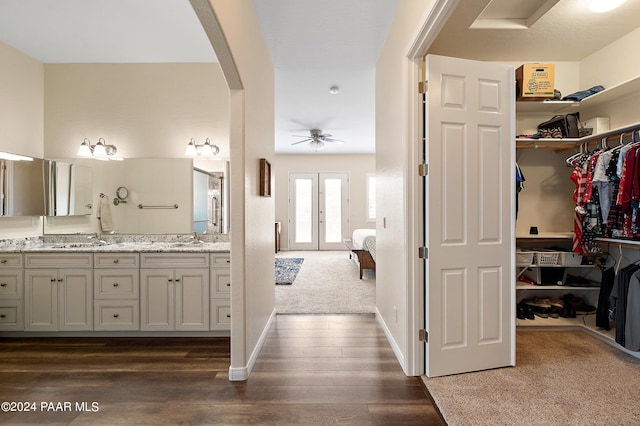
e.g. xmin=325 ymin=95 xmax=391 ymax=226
xmin=535 ymin=251 xmax=560 ymax=266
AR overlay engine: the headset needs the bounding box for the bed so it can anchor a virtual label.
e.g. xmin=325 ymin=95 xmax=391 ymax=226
xmin=345 ymin=229 xmax=376 ymax=279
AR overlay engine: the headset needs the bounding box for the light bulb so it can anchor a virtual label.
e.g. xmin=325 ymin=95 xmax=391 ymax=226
xmin=77 ymin=138 xmax=93 ymax=157
xmin=185 ymin=138 xmax=197 ymax=156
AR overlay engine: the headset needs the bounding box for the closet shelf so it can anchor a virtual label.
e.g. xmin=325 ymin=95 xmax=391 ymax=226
xmin=516 ymin=120 xmax=640 ymax=151
xmin=516 ymin=281 xmax=599 ymax=290
xmin=515 ymin=74 xmax=640 ymax=115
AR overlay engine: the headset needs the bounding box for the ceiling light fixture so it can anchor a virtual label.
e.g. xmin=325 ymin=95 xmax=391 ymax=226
xmin=77 ymin=138 xmax=121 ymax=161
xmin=329 ymin=85 xmax=339 ymax=95
xmin=184 ymin=138 xmax=220 ymax=158
xmin=589 ymin=0 xmax=626 ymax=13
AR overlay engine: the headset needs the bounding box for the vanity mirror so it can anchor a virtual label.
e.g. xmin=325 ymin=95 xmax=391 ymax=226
xmin=0 ymin=157 xmax=46 ymax=217
xmin=42 ymin=158 xmax=228 ymax=235
xmin=45 ymin=160 xmax=93 ymax=216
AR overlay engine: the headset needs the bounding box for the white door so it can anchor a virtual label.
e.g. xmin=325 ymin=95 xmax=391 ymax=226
xmin=289 ymin=172 xmax=349 ymax=250
xmin=424 ymin=55 xmax=515 ymax=377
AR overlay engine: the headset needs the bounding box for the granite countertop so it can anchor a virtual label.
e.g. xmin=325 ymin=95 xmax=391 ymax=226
xmin=0 ymin=236 xmax=230 ymax=254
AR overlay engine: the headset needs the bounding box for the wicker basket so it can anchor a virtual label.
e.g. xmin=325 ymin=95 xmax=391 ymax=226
xmin=535 ymin=251 xmax=560 ymax=265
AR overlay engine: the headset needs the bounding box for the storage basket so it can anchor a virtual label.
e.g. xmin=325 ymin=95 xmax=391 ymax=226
xmin=516 ymin=250 xmax=535 ymax=266
xmin=535 ymin=251 xmax=560 ymax=265
xmin=559 ymin=252 xmax=582 ymax=266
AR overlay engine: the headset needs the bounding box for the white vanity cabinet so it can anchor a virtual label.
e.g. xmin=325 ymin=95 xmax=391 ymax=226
xmin=140 ymin=253 xmax=209 ymax=331
xmin=0 ymin=254 xmax=24 ymax=331
xmin=93 ymin=253 xmax=140 ymax=331
xmin=210 ymin=253 xmax=231 ymax=331
xmin=24 ymin=253 xmax=93 ymax=331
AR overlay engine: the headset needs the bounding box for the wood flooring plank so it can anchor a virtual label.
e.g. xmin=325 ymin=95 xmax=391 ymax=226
xmin=0 ymin=315 xmax=442 ymax=425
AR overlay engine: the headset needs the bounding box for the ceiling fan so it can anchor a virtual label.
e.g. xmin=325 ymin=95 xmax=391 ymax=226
xmin=291 ymin=129 xmax=344 ymax=151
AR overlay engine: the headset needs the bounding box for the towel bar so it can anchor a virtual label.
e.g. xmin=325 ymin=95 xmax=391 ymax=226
xmin=137 ymin=204 xmax=179 ymax=209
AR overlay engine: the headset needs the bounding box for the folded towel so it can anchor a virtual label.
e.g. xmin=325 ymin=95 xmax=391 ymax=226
xmin=97 ymin=195 xmax=113 ymax=232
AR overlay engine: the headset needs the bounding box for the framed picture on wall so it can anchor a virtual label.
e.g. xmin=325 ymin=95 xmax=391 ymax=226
xmin=259 ymin=158 xmax=271 ymax=197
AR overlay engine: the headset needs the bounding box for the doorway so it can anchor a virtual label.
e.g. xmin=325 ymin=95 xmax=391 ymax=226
xmin=288 ymin=172 xmax=349 ymax=250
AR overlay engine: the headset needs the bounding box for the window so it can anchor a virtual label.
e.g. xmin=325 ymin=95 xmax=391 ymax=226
xmin=366 ymin=174 xmax=376 ymax=222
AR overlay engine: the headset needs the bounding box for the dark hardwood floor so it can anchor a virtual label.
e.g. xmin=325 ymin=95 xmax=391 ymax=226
xmin=0 ymin=314 xmax=443 ymax=425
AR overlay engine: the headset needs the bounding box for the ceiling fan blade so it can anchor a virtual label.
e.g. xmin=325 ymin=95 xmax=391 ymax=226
xmin=292 ymin=134 xmax=312 ymax=138
xmin=322 ymin=137 xmax=344 ymax=143
xmin=291 ymin=138 xmax=312 ymax=145
xmin=319 ymin=133 xmax=333 ymax=138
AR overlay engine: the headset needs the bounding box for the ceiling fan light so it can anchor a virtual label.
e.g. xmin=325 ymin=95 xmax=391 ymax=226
xmin=589 ymin=0 xmax=626 ymax=13
xmin=329 ymin=85 xmax=339 ymax=95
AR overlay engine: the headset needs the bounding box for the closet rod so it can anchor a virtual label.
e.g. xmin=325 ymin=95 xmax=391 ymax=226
xmin=580 ymin=122 xmax=640 ymax=146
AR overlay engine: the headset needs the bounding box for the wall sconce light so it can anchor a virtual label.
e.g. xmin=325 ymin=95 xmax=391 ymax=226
xmin=184 ymin=138 xmax=220 ymax=158
xmin=77 ymin=138 xmax=122 ymax=161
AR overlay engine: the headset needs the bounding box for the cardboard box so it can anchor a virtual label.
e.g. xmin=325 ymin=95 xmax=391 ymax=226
xmin=581 ymin=117 xmax=610 ymax=135
xmin=516 ymin=63 xmax=555 ymax=101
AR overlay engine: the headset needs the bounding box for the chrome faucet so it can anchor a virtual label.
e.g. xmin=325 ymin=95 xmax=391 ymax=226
xmin=87 ymin=233 xmax=108 ymax=245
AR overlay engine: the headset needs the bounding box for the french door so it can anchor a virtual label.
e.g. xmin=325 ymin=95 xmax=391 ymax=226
xmin=289 ymin=172 xmax=349 ymax=250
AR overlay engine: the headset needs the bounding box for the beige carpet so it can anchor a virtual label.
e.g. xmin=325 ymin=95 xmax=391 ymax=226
xmin=424 ymin=330 xmax=640 ymax=426
xmin=275 ymin=250 xmax=375 ymax=314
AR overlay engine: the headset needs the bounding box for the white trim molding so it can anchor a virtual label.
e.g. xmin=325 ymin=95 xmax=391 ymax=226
xmin=228 ymin=307 xmax=277 ymax=381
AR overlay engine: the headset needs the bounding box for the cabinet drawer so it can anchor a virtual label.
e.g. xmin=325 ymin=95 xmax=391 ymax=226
xmin=0 ymin=254 xmax=22 ymax=268
xmin=0 ymin=302 xmax=24 ymax=330
xmin=210 ymin=270 xmax=231 ymax=298
xmin=94 ymin=300 xmax=139 ymax=331
xmin=210 ymin=299 xmax=230 ymax=331
xmin=211 ymin=253 xmax=231 ymax=267
xmin=25 ymin=253 xmax=93 ymax=269
xmin=94 ymin=269 xmax=139 ymax=299
xmin=94 ymin=253 xmax=139 ymax=268
xmin=0 ymin=270 xmax=22 ymax=299
xmin=140 ymin=253 xmax=209 ymax=269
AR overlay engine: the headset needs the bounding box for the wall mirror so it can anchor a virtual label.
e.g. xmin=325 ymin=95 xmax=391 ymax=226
xmin=42 ymin=158 xmax=228 ymax=235
xmin=45 ymin=160 xmax=93 ymax=216
xmin=0 ymin=157 xmax=46 ymax=217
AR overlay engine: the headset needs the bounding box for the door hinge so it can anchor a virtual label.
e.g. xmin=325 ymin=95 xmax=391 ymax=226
xmin=419 ymin=329 xmax=428 ymax=342
xmin=418 ymin=81 xmax=428 ymax=94
xmin=418 ymin=163 xmax=428 ymax=177
xmin=418 ymin=246 xmax=428 ymax=259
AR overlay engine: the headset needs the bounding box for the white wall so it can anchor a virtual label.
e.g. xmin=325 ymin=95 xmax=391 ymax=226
xmin=375 ymin=0 xmax=439 ymax=375
xmin=0 ymin=42 xmax=44 ymax=159
xmin=0 ymin=42 xmax=45 ymax=238
xmin=44 ymin=63 xmax=229 ymax=159
xmin=208 ymin=0 xmax=275 ymax=380
xmin=274 ymin=154 xmax=375 ymax=250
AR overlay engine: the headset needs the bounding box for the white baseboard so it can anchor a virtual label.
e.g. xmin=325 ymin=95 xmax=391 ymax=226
xmin=375 ymin=307 xmax=407 ymax=374
xmin=228 ymin=307 xmax=277 ymax=381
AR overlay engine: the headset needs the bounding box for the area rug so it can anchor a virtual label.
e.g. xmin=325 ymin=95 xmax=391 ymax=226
xmin=275 ymin=257 xmax=304 ymax=285
xmin=423 ymin=330 xmax=640 ymax=426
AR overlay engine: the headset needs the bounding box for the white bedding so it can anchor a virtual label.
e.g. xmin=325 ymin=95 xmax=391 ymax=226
xmin=352 ymin=229 xmax=376 ymax=249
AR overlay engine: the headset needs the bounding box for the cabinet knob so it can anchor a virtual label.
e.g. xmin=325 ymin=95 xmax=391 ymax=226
xmin=113 ymin=314 xmax=119 ymax=318
xmin=0 ymin=259 xmax=7 ymax=264
xmin=0 ymin=283 xmax=6 ymax=287
xmin=226 ymin=314 xmax=231 ymax=318
xmin=57 ymin=278 xmax=63 ymax=282
xmin=113 ymin=283 xmax=119 ymax=287
xmin=50 ymin=278 xmax=56 ymax=283
xmin=168 ymin=279 xmax=173 ymax=282
xmin=0 ymin=314 xmax=5 ymax=319
xmin=226 ymin=260 xmax=230 ymax=264
xmin=174 ymin=278 xmax=181 ymax=282
xmin=226 ymin=283 xmax=231 ymax=287
xmin=113 ymin=259 xmax=119 ymax=264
